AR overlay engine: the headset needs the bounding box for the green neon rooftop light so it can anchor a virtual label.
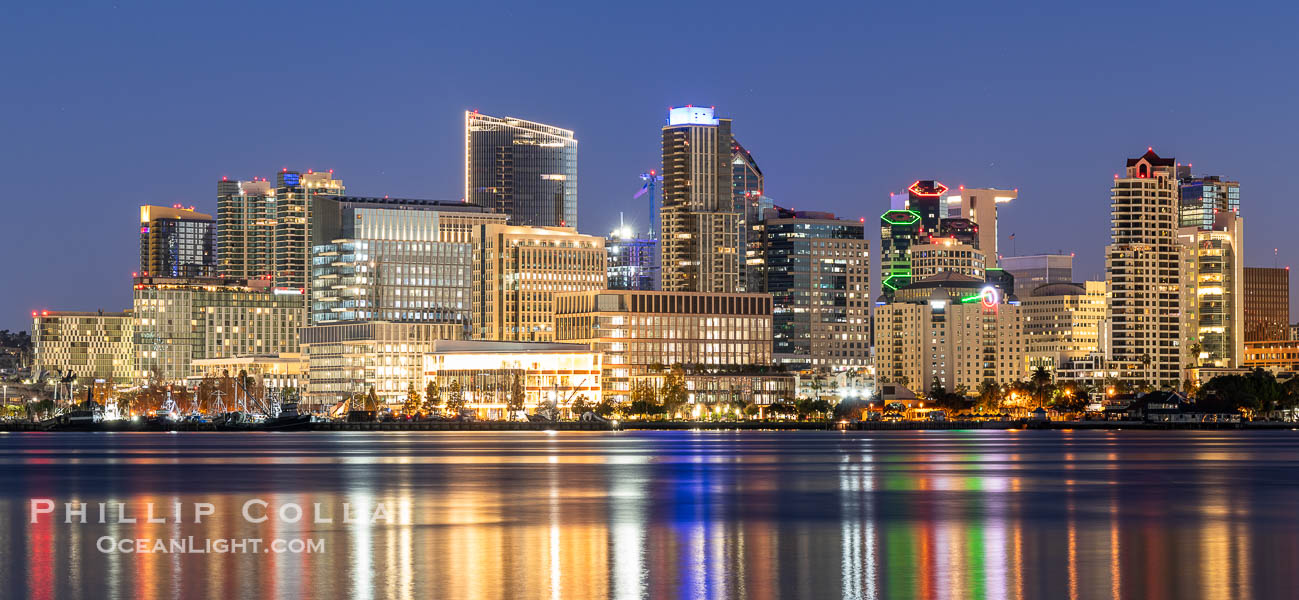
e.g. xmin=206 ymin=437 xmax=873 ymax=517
xmin=881 ymin=210 xmax=921 ymax=226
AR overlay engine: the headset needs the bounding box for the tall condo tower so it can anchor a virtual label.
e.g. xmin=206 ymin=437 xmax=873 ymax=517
xmin=1106 ymin=149 xmax=1187 ymax=387
xmin=659 ymin=106 xmax=744 ymax=293
xmin=1177 ymin=172 xmax=1244 ymax=367
xmin=465 ymin=111 xmax=578 ymax=228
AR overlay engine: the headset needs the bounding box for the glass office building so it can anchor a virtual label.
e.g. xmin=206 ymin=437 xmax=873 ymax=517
xmin=1179 ymin=175 xmax=1240 ymax=230
xmin=465 ymin=111 xmax=577 ymax=228
xmin=309 ymin=198 xmax=502 ymax=333
xmin=606 ymin=228 xmax=657 ymax=291
xmin=754 ymin=208 xmax=870 ymax=369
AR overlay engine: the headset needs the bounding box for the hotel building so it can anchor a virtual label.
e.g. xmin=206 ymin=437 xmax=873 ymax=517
xmin=132 ymin=277 xmax=304 ymax=383
xmin=554 ymin=290 xmax=774 ymax=403
xmin=31 ymin=310 xmax=134 ymax=386
xmin=472 ymin=224 xmax=605 ymax=342
xmin=465 ymin=111 xmax=577 ymax=228
xmin=139 ymin=205 xmax=216 ymax=278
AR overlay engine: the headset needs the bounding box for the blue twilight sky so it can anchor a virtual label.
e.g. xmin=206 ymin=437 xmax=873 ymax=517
xmin=2 ymin=1 xmax=1297 ymax=331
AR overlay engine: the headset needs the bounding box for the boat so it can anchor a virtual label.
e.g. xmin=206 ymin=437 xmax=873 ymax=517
xmin=261 ymin=401 xmax=319 ymax=431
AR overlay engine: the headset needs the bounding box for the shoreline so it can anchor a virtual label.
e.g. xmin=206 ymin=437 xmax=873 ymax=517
xmin=1 ymin=420 xmax=1295 ymax=433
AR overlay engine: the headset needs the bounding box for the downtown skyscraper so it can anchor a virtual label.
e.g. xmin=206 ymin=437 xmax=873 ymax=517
xmin=465 ymin=111 xmax=578 ymax=228
xmin=1106 ymin=149 xmax=1188 ymax=387
xmin=659 ymin=106 xmax=745 ymax=293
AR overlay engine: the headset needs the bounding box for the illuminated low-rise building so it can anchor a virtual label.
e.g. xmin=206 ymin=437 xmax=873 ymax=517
xmin=1243 ymin=340 xmax=1299 ymax=372
xmin=300 ymin=321 xmax=463 ymax=409
xmin=630 ymin=366 xmax=795 ymax=409
xmin=473 ymin=224 xmax=606 ymax=342
xmin=872 ymin=273 xmax=1026 ymax=396
xmin=31 ymin=310 xmax=134 ymax=386
xmin=132 ymin=277 xmax=304 ymax=383
xmin=422 ymin=340 xmax=602 ymax=418
xmin=188 ymin=353 xmax=307 ymax=394
xmin=554 ymin=290 xmax=773 ymax=403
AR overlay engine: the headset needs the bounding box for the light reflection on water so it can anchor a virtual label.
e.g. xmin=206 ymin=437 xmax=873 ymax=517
xmin=1 ymin=430 xmax=1297 ymax=599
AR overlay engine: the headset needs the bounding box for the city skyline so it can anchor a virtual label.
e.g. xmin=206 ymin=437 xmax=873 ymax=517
xmin=4 ymin=2 xmax=1299 ymax=330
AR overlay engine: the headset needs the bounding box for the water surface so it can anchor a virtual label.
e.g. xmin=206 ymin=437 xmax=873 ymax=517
xmin=1 ymin=430 xmax=1296 ymax=599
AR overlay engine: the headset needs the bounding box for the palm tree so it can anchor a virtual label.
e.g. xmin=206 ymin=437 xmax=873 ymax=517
xmin=1030 ymin=367 xmax=1053 ymax=407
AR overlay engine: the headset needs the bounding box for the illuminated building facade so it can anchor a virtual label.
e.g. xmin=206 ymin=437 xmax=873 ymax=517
xmin=217 ymin=177 xmax=275 ymax=280
xmin=1020 ymin=281 xmax=1106 ymax=372
xmin=606 ymin=227 xmax=657 ymax=291
xmin=139 ymin=205 xmax=216 ymax=278
xmin=945 ymin=187 xmax=1016 ymax=269
xmin=309 ymin=197 xmax=505 ymax=329
xmin=465 ymin=111 xmax=577 ymax=228
xmin=751 ymin=207 xmax=870 ymax=369
xmin=910 ymin=238 xmax=985 ymax=280
xmin=188 ymin=353 xmax=306 ymax=394
xmin=1178 ymin=213 xmax=1244 ymax=367
xmin=1106 ymin=149 xmax=1188 ymax=387
xmin=274 ymin=170 xmax=345 ymax=295
xmin=1243 ymin=340 xmax=1299 ymax=372
xmin=132 ymin=277 xmax=304 ymax=383
xmin=472 ymin=225 xmax=605 ymax=342
xmin=554 ymin=290 xmax=773 ymax=403
xmin=732 ymin=138 xmax=763 ymax=290
xmin=872 ymin=273 xmax=1026 ymax=395
xmin=660 ymin=106 xmax=744 ymax=293
xmin=1244 ymin=266 xmax=1290 ymax=342
xmin=1179 ymin=175 xmax=1239 ymax=230
xmin=31 ymin=310 xmax=134 ymax=386
xmin=421 ymin=340 xmax=602 ymax=418
xmin=630 ymin=367 xmax=796 ymax=408
xmin=879 ymin=209 xmax=922 ymax=297
xmin=300 ymin=321 xmax=464 ymax=409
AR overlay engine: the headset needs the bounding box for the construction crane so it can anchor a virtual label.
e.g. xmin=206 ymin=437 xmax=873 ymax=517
xmin=634 ymin=170 xmax=663 ymax=239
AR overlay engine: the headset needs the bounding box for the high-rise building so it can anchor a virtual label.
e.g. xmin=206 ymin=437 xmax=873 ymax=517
xmin=1106 ymin=149 xmax=1187 ymax=387
xmin=465 ymin=111 xmax=577 ymax=228
xmin=1021 ymin=281 xmax=1106 ymax=373
xmin=999 ymin=254 xmax=1074 ymax=297
xmin=554 ymin=290 xmax=773 ymax=403
xmin=472 ymin=225 xmax=605 ymax=342
xmin=1178 ymin=212 xmax=1244 ymax=367
xmin=872 ymin=273 xmax=1026 ymax=395
xmin=273 ymin=170 xmax=344 ymax=295
xmin=880 ymin=181 xmax=971 ymax=299
xmin=659 ymin=106 xmax=744 ymax=293
xmin=139 ymin=205 xmax=216 ymax=278
xmin=945 ymin=188 xmax=1016 ymax=269
xmin=132 ymin=276 xmax=304 ymax=382
xmin=751 ymin=207 xmax=870 ymax=369
xmin=606 ymin=225 xmax=657 ymax=291
xmin=1179 ymin=175 xmax=1240 ymax=230
xmin=732 ymin=138 xmax=763 ymax=289
xmin=1244 ymin=266 xmax=1290 ymax=341
xmin=309 ymin=197 xmax=505 ymax=330
xmin=217 ymin=177 xmax=275 ymax=280
xmin=31 ymin=310 xmax=134 ymax=386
